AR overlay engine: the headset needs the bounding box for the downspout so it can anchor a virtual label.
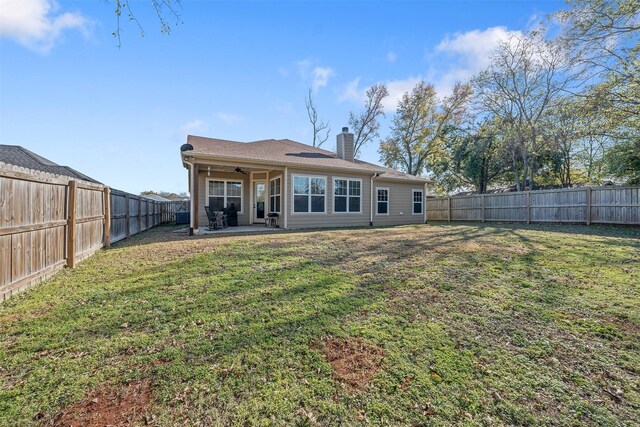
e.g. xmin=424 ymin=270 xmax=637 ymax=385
xmin=183 ymin=157 xmax=195 ymax=236
xmin=283 ymin=167 xmax=288 ymax=229
xmin=370 ymin=173 xmax=379 ymax=226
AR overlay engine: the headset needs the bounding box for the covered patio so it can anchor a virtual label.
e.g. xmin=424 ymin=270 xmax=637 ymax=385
xmin=181 ymin=153 xmax=286 ymax=234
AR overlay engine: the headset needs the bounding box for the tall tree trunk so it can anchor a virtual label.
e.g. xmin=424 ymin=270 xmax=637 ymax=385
xmin=529 ymin=156 xmax=535 ymax=190
xmin=512 ymin=152 xmax=521 ymax=192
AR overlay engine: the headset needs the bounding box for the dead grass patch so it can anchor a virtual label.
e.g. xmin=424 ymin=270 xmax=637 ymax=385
xmin=312 ymin=337 xmax=384 ymax=390
xmin=48 ymin=380 xmax=153 ymax=427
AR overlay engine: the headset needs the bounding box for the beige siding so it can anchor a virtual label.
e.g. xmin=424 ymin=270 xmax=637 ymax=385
xmin=284 ymin=169 xmax=425 ymax=229
xmin=372 ymin=180 xmax=425 ymax=227
xmin=196 ymin=171 xmax=250 ymax=227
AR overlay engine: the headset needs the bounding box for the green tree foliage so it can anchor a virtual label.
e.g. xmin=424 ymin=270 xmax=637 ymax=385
xmin=558 ymin=0 xmax=639 ymax=122
xmin=378 ymin=81 xmax=472 ymax=176
xmin=432 ymin=118 xmax=509 ymax=193
xmin=607 ymin=139 xmax=640 ymax=184
xmin=557 ymin=0 xmax=639 ymax=183
xmin=472 ymin=32 xmax=577 ymax=191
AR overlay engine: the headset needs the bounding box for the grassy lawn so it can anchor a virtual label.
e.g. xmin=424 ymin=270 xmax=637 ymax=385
xmin=1 ymin=223 xmax=639 ymax=426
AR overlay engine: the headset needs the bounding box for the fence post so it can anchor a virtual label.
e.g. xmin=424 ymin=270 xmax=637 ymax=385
xmin=66 ymin=180 xmax=77 ymax=268
xmin=125 ymin=194 xmax=130 ymax=238
xmin=447 ymin=197 xmax=451 ymax=222
xmin=586 ymin=187 xmax=592 ymax=225
xmin=103 ymin=187 xmax=111 ymax=249
xmin=527 ymin=191 xmax=531 ymax=224
xmin=481 ymin=194 xmax=486 ymax=223
xmin=137 ymin=197 xmax=142 ymax=231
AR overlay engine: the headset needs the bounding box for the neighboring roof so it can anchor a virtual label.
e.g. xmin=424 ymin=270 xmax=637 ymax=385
xmin=0 ymin=145 xmax=102 ymax=184
xmin=184 ymin=135 xmax=428 ymax=182
xmin=142 ymin=193 xmax=172 ymax=202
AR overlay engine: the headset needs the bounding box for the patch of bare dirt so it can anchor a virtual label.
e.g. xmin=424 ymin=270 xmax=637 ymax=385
xmin=312 ymin=337 xmax=384 ymax=390
xmin=607 ymin=315 xmax=640 ymax=335
xmin=48 ymin=380 xmax=153 ymax=427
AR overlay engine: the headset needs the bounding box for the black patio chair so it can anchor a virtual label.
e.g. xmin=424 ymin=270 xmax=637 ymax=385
xmin=205 ymin=206 xmax=224 ymax=230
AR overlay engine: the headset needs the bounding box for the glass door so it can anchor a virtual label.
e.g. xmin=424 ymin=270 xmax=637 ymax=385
xmin=254 ymin=182 xmax=266 ymax=222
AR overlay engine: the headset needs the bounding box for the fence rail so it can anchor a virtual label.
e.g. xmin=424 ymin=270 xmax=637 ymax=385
xmin=1 ymin=163 xmax=184 ymax=301
xmin=427 ymin=186 xmax=640 ymax=225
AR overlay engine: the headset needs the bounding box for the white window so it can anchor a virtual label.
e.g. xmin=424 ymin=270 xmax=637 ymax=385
xmin=333 ymin=178 xmax=362 ymax=213
xmin=208 ymin=179 xmax=243 ymax=213
xmin=376 ymin=187 xmax=389 ymax=215
xmin=412 ymin=189 xmax=423 ymax=215
xmin=293 ymin=175 xmax=326 ymax=213
xmin=270 ymin=177 xmax=281 ymax=213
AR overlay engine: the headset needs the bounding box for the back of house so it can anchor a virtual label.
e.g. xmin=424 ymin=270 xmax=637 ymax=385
xmin=180 ymin=128 xmax=429 ymax=231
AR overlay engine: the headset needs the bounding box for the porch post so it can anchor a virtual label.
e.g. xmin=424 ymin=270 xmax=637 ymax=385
xmin=283 ymin=167 xmax=288 ymax=229
xmin=187 ymin=160 xmax=195 ymax=236
xmin=249 ymin=172 xmax=254 ymax=224
xmin=193 ymin=165 xmax=199 ymax=230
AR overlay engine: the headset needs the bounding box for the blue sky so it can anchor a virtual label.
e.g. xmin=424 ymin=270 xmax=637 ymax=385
xmin=0 ymin=0 xmax=565 ymax=194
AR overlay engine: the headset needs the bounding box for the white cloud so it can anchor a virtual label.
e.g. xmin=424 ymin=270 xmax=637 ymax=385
xmin=311 ymin=66 xmax=335 ymax=91
xmin=0 ymin=0 xmax=91 ymax=53
xmin=386 ymin=51 xmax=397 ymax=63
xmin=339 ymin=26 xmax=524 ymax=112
xmin=338 ymin=76 xmax=422 ymax=113
xmin=293 ymin=59 xmax=335 ymax=91
xmin=384 ymin=76 xmax=423 ymax=112
xmin=433 ymin=26 xmax=523 ymax=95
xmin=216 ymin=112 xmax=241 ymax=125
xmin=338 ymin=77 xmax=364 ymax=104
xmin=181 ymin=119 xmax=208 ymax=135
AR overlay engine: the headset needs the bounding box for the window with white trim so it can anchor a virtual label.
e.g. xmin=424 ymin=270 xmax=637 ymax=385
xmin=377 ymin=188 xmax=389 ymax=215
xmin=334 ymin=178 xmax=361 ymax=213
xmin=269 ymin=177 xmax=281 ymax=213
xmin=208 ymin=179 xmax=243 ymax=212
xmin=293 ymin=175 xmax=326 ymax=213
xmin=412 ymin=190 xmax=423 ymax=214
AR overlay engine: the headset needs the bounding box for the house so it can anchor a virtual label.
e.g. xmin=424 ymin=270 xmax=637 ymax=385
xmin=0 ymin=145 xmax=102 ymax=184
xmin=180 ymin=128 xmax=429 ymax=232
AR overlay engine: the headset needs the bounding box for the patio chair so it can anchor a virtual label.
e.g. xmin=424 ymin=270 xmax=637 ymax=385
xmin=266 ymin=212 xmax=279 ymax=228
xmin=205 ymin=206 xmax=225 ymax=230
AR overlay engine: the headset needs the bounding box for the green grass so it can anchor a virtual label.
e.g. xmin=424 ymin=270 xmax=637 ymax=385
xmin=1 ymin=223 xmax=639 ymax=426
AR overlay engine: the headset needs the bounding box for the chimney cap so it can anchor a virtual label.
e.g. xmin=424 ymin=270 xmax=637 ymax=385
xmin=342 ymin=127 xmax=349 ymax=133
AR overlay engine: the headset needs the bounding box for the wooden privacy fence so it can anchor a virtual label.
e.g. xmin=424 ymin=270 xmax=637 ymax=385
xmin=108 ymin=193 xmax=185 ymax=244
xmin=427 ymin=186 xmax=640 ymax=225
xmin=1 ymin=163 xmax=182 ymax=301
xmin=158 ymin=199 xmax=188 ymax=224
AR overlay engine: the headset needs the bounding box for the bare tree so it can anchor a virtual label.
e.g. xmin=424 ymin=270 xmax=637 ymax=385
xmin=305 ymin=88 xmax=330 ymax=148
xmin=556 ymin=0 xmax=639 ymax=118
xmin=348 ymin=83 xmax=389 ymax=158
xmin=379 ymin=81 xmax=472 ymax=176
xmin=544 ymin=97 xmax=583 ymax=186
xmin=473 ymin=32 xmax=578 ymax=190
xmin=112 ymin=0 xmax=183 ymax=47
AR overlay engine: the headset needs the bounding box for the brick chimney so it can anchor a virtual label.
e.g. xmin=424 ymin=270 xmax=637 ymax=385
xmin=336 ymin=127 xmax=354 ymax=162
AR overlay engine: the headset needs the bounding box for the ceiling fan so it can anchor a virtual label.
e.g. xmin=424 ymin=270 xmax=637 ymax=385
xmin=234 ymin=167 xmax=248 ymax=175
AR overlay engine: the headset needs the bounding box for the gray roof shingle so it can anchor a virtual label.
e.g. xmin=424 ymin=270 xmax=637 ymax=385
xmin=0 ymin=145 xmax=102 ymax=184
xmin=185 ymin=135 xmax=428 ymax=183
